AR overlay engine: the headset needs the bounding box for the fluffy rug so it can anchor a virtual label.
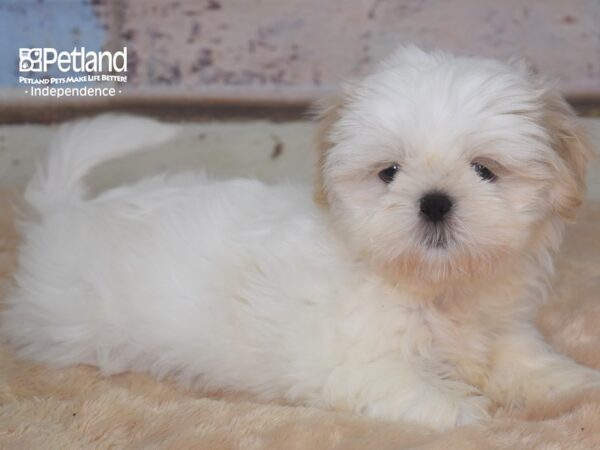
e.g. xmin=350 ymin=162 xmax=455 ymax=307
xmin=1 ymin=189 xmax=599 ymax=449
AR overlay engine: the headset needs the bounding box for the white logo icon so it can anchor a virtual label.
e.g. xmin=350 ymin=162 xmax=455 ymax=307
xmin=19 ymin=48 xmax=43 ymax=72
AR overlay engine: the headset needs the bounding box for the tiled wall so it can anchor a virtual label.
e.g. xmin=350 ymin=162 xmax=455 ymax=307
xmin=1 ymin=0 xmax=600 ymax=110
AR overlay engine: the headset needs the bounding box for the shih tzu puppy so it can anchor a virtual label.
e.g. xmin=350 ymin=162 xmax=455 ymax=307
xmin=3 ymin=46 xmax=598 ymax=430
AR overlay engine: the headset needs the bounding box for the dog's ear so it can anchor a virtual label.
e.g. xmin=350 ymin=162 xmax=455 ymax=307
xmin=312 ymin=91 xmax=347 ymax=206
xmin=541 ymin=88 xmax=595 ymax=221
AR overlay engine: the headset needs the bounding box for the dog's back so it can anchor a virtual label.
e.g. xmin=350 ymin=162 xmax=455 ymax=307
xmin=1 ymin=116 xmax=348 ymax=400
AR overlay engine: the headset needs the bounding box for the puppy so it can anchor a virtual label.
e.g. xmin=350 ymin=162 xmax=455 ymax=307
xmin=3 ymin=46 xmax=598 ymax=430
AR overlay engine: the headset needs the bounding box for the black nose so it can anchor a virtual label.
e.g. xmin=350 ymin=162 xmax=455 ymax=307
xmin=419 ymin=192 xmax=453 ymax=223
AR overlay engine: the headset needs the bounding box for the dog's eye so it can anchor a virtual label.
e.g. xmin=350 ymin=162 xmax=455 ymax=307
xmin=378 ymin=164 xmax=400 ymax=184
xmin=471 ymin=162 xmax=497 ymax=182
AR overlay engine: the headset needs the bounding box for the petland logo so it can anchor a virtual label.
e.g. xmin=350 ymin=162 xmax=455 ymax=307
xmin=19 ymin=47 xmax=127 ymax=73
xmin=19 ymin=47 xmax=128 ymax=98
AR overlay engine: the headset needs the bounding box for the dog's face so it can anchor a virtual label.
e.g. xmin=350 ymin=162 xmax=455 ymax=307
xmin=317 ymin=47 xmax=592 ymax=283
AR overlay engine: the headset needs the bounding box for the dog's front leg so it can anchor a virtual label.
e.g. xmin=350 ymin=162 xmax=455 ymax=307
xmin=320 ymin=353 xmax=490 ymax=430
xmin=485 ymin=324 xmax=600 ymax=406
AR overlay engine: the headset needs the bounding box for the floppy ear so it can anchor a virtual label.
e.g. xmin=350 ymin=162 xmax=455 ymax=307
xmin=312 ymin=92 xmax=346 ymax=206
xmin=541 ymin=88 xmax=595 ymax=221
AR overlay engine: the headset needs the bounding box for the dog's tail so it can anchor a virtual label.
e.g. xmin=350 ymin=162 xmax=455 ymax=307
xmin=25 ymin=114 xmax=181 ymax=211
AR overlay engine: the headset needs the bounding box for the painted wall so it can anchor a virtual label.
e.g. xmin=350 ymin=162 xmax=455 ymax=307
xmin=1 ymin=0 xmax=599 ymax=106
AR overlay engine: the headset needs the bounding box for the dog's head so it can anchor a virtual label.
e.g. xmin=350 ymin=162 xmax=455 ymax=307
xmin=316 ymin=46 xmax=593 ymax=284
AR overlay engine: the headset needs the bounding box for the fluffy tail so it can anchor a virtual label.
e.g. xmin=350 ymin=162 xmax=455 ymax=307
xmin=25 ymin=114 xmax=181 ymax=211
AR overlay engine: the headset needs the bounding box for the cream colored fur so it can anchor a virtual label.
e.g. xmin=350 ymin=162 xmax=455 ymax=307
xmin=1 ymin=190 xmax=599 ymax=448
xmin=2 ymin=48 xmax=599 ymax=432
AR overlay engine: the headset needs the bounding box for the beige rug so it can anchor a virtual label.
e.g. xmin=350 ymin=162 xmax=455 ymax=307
xmin=1 ymin=190 xmax=599 ymax=449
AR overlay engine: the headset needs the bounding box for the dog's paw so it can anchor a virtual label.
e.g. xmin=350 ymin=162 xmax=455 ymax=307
xmin=535 ymin=366 xmax=600 ymax=399
xmin=366 ymin=386 xmax=491 ymax=431
xmin=411 ymin=391 xmax=490 ymax=430
xmin=558 ymin=367 xmax=600 ymax=396
xmin=455 ymin=394 xmax=492 ymax=427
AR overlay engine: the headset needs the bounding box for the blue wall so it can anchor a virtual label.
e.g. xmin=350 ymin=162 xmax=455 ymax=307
xmin=0 ymin=0 xmax=107 ymax=86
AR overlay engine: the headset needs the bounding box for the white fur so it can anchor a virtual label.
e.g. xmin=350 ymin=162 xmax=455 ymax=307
xmin=3 ymin=47 xmax=599 ymax=431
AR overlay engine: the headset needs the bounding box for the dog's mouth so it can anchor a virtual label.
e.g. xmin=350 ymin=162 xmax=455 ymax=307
xmin=421 ymin=224 xmax=451 ymax=249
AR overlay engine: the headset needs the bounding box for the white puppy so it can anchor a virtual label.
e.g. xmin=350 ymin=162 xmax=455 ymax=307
xmin=3 ymin=46 xmax=598 ymax=430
